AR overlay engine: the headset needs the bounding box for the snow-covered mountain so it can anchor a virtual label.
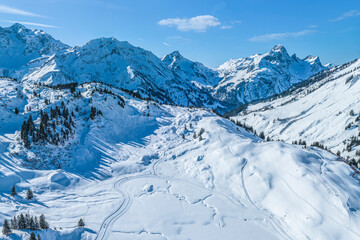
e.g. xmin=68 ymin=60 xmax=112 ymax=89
xmin=0 ymin=24 xmax=330 ymax=114
xmin=214 ymin=45 xmax=328 ymax=106
xmin=0 ymin=23 xmax=68 ymax=73
xmin=231 ymin=58 xmax=360 ymax=160
xmin=22 ymin=37 xmax=222 ymax=110
xmin=162 ymin=50 xmax=221 ymax=87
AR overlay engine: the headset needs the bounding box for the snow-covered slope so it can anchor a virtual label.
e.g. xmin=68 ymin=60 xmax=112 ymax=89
xmin=0 ymin=24 xmax=68 ymax=72
xmin=215 ymin=45 xmax=328 ymax=106
xmin=0 ymin=78 xmax=360 ymax=239
xmin=231 ymin=58 xmax=360 ymax=160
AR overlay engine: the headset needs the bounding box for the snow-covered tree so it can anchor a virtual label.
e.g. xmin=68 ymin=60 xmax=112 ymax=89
xmin=78 ymin=218 xmax=85 ymax=227
xmin=11 ymin=185 xmax=17 ymax=197
xmin=29 ymin=232 xmax=36 ymax=240
xmin=34 ymin=216 xmax=40 ymax=230
xmin=39 ymin=214 xmax=49 ymax=229
xmin=18 ymin=214 xmax=26 ymax=229
xmin=2 ymin=219 xmax=11 ymax=235
xmin=26 ymin=188 xmax=34 ymax=200
xmin=10 ymin=216 xmax=17 ymax=229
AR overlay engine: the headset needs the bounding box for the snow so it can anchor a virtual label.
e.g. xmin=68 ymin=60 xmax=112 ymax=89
xmin=0 ymin=24 xmax=328 ymax=115
xmin=214 ymin=45 xmax=328 ymax=106
xmin=1 ymin=81 xmax=360 ymax=239
xmin=232 ymin=59 xmax=360 ymax=159
xmin=0 ymin=23 xmax=358 ymax=240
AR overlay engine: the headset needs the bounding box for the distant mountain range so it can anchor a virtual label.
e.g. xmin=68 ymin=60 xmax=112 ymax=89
xmin=0 ymin=23 xmax=331 ymax=114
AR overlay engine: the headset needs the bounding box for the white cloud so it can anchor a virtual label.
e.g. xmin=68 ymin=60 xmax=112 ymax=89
xmin=330 ymin=10 xmax=360 ymax=21
xmin=249 ymin=29 xmax=315 ymax=42
xmin=163 ymin=42 xmax=170 ymax=46
xmin=5 ymin=20 xmax=58 ymax=28
xmin=0 ymin=4 xmax=43 ymax=17
xmin=221 ymin=25 xmax=232 ymax=29
xmin=158 ymin=15 xmax=221 ymax=32
xmin=231 ymin=20 xmax=242 ymax=24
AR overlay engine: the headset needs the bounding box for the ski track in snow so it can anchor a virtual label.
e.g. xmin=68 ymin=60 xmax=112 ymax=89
xmin=95 ymin=114 xmax=288 ymax=240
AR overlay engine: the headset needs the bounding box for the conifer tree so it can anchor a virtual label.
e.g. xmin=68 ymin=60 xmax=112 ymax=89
xmin=37 ymin=234 xmax=41 ymax=240
xmin=11 ymin=185 xmax=17 ymax=197
xmin=18 ymin=214 xmax=26 ymax=229
xmin=2 ymin=219 xmax=11 ymax=235
xmin=27 ymin=188 xmax=34 ymax=200
xmin=39 ymin=214 xmax=49 ymax=229
xmin=10 ymin=216 xmax=17 ymax=229
xmin=78 ymin=218 xmax=85 ymax=227
xmin=34 ymin=216 xmax=40 ymax=230
xmin=29 ymin=232 xmax=36 ymax=240
xmin=25 ymin=213 xmax=31 ymax=228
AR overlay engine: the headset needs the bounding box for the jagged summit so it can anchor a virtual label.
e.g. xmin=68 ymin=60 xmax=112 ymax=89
xmin=161 ymin=50 xmax=185 ymax=67
xmin=269 ymin=44 xmax=288 ymax=54
xmin=215 ymin=45 xmax=328 ymax=106
xmin=0 ymin=23 xmax=69 ymax=70
xmin=8 ymin=23 xmax=27 ymax=31
xmin=162 ymin=50 xmax=220 ymax=87
xmin=84 ymin=37 xmax=133 ymax=49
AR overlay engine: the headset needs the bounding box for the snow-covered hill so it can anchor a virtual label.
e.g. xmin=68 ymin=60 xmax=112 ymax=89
xmin=214 ymin=45 xmax=328 ymax=106
xmin=0 ymin=78 xmax=360 ymax=239
xmin=231 ymin=58 xmax=360 ymax=160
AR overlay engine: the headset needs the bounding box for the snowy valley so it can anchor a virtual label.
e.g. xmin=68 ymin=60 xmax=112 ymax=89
xmin=0 ymin=23 xmax=359 ymax=240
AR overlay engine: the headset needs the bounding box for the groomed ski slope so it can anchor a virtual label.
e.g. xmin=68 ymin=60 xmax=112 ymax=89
xmin=0 ymin=82 xmax=360 ymax=239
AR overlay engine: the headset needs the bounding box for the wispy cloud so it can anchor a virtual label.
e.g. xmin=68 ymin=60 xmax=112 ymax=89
xmin=330 ymin=10 xmax=360 ymax=22
xmin=0 ymin=4 xmax=43 ymax=18
xmin=5 ymin=20 xmax=58 ymax=28
xmin=158 ymin=15 xmax=221 ymax=32
xmin=220 ymin=25 xmax=232 ymax=29
xmin=163 ymin=42 xmax=170 ymax=46
xmin=231 ymin=20 xmax=242 ymax=24
xmin=249 ymin=29 xmax=315 ymax=42
xmin=166 ymin=35 xmax=192 ymax=43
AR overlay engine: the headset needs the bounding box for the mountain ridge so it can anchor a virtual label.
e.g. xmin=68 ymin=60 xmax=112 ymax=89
xmin=1 ymin=23 xmax=329 ymax=114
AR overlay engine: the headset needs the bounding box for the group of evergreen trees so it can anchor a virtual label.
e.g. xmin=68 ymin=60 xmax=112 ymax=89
xmin=10 ymin=185 xmax=33 ymax=200
xmin=2 ymin=216 xmax=85 ymax=238
xmin=230 ymin=119 xmax=269 ymax=141
xmin=20 ymin=103 xmax=76 ymax=148
xmin=90 ymin=107 xmax=103 ymax=120
xmin=2 ymin=213 xmax=49 ymax=236
xmin=29 ymin=232 xmax=41 ymax=240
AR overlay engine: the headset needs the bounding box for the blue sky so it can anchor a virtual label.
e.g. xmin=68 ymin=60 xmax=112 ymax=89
xmin=0 ymin=0 xmax=359 ymax=67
